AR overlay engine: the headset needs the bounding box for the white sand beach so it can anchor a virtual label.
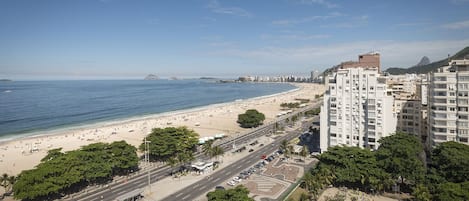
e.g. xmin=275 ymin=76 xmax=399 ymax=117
xmin=0 ymin=83 xmax=325 ymax=176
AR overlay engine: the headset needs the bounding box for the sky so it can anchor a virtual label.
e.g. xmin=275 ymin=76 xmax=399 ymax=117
xmin=1 ymin=0 xmax=469 ymax=80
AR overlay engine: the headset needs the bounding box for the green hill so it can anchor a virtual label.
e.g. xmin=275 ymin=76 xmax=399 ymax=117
xmin=386 ymin=46 xmax=469 ymax=75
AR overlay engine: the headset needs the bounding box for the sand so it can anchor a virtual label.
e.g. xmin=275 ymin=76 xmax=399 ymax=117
xmin=0 ymin=83 xmax=325 ymax=176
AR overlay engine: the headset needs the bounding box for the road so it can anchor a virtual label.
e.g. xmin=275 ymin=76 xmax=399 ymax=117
xmin=161 ymin=120 xmax=314 ymax=201
xmin=67 ymin=101 xmax=321 ymax=201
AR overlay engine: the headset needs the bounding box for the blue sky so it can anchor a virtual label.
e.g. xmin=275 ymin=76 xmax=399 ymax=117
xmin=1 ymin=0 xmax=469 ymax=79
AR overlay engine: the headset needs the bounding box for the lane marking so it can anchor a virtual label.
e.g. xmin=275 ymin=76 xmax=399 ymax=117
xmin=182 ymin=194 xmax=191 ymax=200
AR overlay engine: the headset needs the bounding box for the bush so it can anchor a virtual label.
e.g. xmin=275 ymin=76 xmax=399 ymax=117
xmin=237 ymin=109 xmax=265 ymax=128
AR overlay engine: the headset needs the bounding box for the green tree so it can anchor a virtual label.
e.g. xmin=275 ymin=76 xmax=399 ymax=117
xmin=412 ymin=184 xmax=431 ymax=201
xmin=211 ymin=145 xmax=225 ymax=162
xmin=140 ymin=127 xmax=199 ymax=166
xmin=430 ymin=141 xmax=469 ymax=183
xmin=108 ymin=141 xmax=139 ymax=175
xmin=317 ymin=146 xmax=391 ymax=192
xmin=41 ymin=148 xmax=64 ymax=162
xmin=375 ymin=132 xmax=425 ymax=191
xmin=279 ymin=140 xmax=289 ymax=152
xmin=300 ymin=145 xmax=309 ymax=163
xmin=206 ymin=185 xmax=254 ymax=201
xmin=237 ymin=109 xmax=265 ymax=128
xmin=433 ymin=181 xmax=469 ymax=201
xmin=202 ymin=139 xmax=215 ymax=158
xmin=13 ymin=141 xmax=139 ymax=200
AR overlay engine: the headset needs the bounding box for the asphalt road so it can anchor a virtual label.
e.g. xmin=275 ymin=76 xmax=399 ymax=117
xmin=67 ymin=101 xmax=321 ymax=201
xmin=161 ymin=125 xmax=310 ymax=201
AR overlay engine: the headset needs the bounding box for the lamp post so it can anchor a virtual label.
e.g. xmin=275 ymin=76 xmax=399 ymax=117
xmin=144 ymin=137 xmax=151 ymax=194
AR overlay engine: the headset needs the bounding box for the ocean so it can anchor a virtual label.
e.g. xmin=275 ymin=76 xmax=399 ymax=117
xmin=0 ymin=79 xmax=296 ymax=141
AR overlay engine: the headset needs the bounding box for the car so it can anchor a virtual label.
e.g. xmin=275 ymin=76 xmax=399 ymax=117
xmin=248 ymin=149 xmax=254 ymax=152
xmin=259 ymin=143 xmax=264 ymax=146
xmin=227 ymin=181 xmax=236 ymax=186
xmin=215 ymin=186 xmax=225 ymax=190
xmin=233 ymin=176 xmax=242 ymax=182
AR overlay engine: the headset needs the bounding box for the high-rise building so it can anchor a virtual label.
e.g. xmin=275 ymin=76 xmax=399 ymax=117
xmin=339 ymin=52 xmax=381 ymax=72
xmin=427 ymin=59 xmax=469 ymax=146
xmin=311 ymin=70 xmax=320 ymax=82
xmin=320 ymin=67 xmax=396 ymax=151
xmin=386 ymin=74 xmax=423 ymax=138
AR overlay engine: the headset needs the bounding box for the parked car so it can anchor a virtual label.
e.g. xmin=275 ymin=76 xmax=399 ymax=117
xmin=233 ymin=176 xmax=242 ymax=182
xmin=227 ymin=181 xmax=236 ymax=186
xmin=215 ymin=186 xmax=225 ymax=190
xmin=248 ymin=149 xmax=254 ymax=152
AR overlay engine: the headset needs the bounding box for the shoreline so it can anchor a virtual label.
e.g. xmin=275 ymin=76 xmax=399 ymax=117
xmin=0 ymin=83 xmax=325 ymax=176
xmin=0 ymin=84 xmax=299 ymax=144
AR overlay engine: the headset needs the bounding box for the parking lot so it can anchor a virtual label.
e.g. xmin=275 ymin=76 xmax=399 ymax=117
xmin=221 ymin=148 xmax=309 ymax=201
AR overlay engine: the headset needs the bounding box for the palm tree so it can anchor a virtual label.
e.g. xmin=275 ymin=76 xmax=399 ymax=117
xmin=202 ymin=139 xmax=214 ymax=158
xmin=0 ymin=173 xmax=15 ymax=195
xmin=279 ymin=140 xmax=288 ymax=152
xmin=302 ymin=172 xmax=314 ymax=191
xmin=279 ymin=140 xmax=291 ymax=160
xmin=0 ymin=173 xmax=8 ymax=191
xmin=211 ymin=146 xmax=225 ymax=162
xmin=300 ymin=145 xmax=309 ymax=163
xmin=287 ymin=145 xmax=294 ymax=160
xmin=5 ymin=175 xmax=15 ymax=194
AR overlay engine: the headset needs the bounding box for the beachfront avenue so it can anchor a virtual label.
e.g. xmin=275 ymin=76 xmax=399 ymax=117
xmin=67 ymin=100 xmax=322 ymax=201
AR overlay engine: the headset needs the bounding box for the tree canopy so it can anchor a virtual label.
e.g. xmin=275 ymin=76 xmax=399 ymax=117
xmin=13 ymin=141 xmax=138 ymax=201
xmin=237 ymin=109 xmax=265 ymax=128
xmin=140 ymin=127 xmax=199 ymax=166
xmin=318 ymin=146 xmax=391 ymax=192
xmin=375 ymin=132 xmax=425 ymax=188
xmin=433 ymin=181 xmax=469 ymax=201
xmin=430 ymin=141 xmax=469 ymax=183
xmin=206 ymin=185 xmax=254 ymax=201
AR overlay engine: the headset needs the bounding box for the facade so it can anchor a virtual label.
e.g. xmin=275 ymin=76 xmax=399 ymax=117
xmin=340 ymin=52 xmax=381 ymax=72
xmin=386 ymin=74 xmax=423 ymax=137
xmin=427 ymin=59 xmax=469 ymax=146
xmin=320 ymin=67 xmax=396 ymax=151
xmin=311 ymin=70 xmax=320 ymax=82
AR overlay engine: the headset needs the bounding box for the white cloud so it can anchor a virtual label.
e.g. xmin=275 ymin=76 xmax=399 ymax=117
xmin=272 ymin=12 xmax=342 ymax=25
xmin=295 ymin=0 xmax=338 ymax=8
xmin=207 ymin=39 xmax=469 ymax=70
xmin=320 ymin=14 xmax=368 ymax=28
xmin=394 ymin=22 xmax=431 ymax=27
xmin=207 ymin=0 xmax=251 ymax=17
xmin=442 ymin=20 xmax=469 ymax=29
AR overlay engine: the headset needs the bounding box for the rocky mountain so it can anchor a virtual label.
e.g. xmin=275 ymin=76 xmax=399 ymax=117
xmin=385 ymin=46 xmax=469 ymax=75
xmin=415 ymin=56 xmax=430 ymax=67
xmin=144 ymin=74 xmax=159 ymax=80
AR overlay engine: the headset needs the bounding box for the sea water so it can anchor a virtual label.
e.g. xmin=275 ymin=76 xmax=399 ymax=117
xmin=0 ymin=79 xmax=296 ymax=140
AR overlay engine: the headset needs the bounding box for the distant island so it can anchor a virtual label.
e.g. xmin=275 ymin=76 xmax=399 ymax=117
xmin=199 ymin=77 xmax=218 ymax=80
xmin=144 ymin=74 xmax=159 ymax=80
xmin=0 ymin=79 xmax=12 ymax=82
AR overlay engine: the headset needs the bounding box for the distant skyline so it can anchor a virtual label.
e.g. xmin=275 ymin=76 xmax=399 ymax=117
xmin=1 ymin=0 xmax=469 ymax=80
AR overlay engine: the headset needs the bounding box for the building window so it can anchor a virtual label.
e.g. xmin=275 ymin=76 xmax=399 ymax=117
xmin=460 ymin=138 xmax=468 ymax=143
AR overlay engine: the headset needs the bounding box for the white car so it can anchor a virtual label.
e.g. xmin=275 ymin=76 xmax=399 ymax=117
xmin=227 ymin=180 xmax=236 ymax=186
xmin=233 ymin=177 xmax=242 ymax=183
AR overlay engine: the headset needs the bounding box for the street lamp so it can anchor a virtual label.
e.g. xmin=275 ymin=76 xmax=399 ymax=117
xmin=144 ymin=137 xmax=151 ymax=194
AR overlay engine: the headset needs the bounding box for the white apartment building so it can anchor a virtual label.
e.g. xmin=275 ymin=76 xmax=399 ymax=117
xmin=386 ymin=74 xmax=423 ymax=137
xmin=320 ymin=67 xmax=396 ymax=151
xmin=428 ymin=59 xmax=469 ymax=146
